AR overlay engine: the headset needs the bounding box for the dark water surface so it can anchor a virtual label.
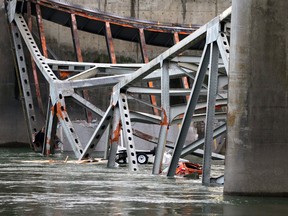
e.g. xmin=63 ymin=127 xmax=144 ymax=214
xmin=0 ymin=148 xmax=288 ymax=216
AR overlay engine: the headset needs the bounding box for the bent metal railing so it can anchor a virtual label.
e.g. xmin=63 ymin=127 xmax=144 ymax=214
xmin=7 ymin=0 xmax=231 ymax=185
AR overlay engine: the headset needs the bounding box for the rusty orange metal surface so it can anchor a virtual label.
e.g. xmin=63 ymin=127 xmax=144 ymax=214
xmin=147 ymin=82 xmax=160 ymax=116
xmin=173 ymin=31 xmax=190 ymax=102
xmin=110 ymin=122 xmax=121 ymax=143
xmin=35 ymin=3 xmax=48 ymax=58
xmin=160 ymin=108 xmax=169 ymax=126
xmin=175 ymin=162 xmax=202 ymax=176
xmin=27 ymin=1 xmax=45 ymax=116
xmin=139 ymin=28 xmax=149 ymax=64
xmin=45 ymin=138 xmax=51 ymax=156
xmin=173 ymin=32 xmax=180 ymax=44
xmin=59 ymin=71 xmax=71 ymax=79
xmin=70 ymin=13 xmax=93 ymax=122
xmin=29 ymin=0 xmax=198 ymax=35
xmin=71 ymin=13 xmax=83 ymax=62
xmin=138 ymin=28 xmax=159 ymax=116
xmin=56 ymin=102 xmax=66 ymax=120
xmin=105 ymin=22 xmax=117 ymax=64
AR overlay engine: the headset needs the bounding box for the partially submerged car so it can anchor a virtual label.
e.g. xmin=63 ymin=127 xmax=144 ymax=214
xmin=175 ymin=161 xmax=202 ymax=176
xmin=116 ymin=147 xmax=203 ymax=178
xmin=161 ymin=161 xmax=202 ymax=177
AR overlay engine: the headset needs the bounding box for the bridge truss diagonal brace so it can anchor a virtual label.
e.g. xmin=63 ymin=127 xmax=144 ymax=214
xmin=69 ymin=13 xmax=93 ymax=123
xmin=54 ymin=96 xmax=84 ymax=158
xmin=202 ymin=41 xmax=220 ymax=185
xmin=112 ymin=20 xmax=209 ymax=97
xmin=70 ymin=93 xmax=104 ymax=118
xmin=14 ymin=14 xmax=58 ymax=83
xmin=180 ymin=124 xmax=226 ymax=158
xmin=79 ymin=104 xmax=114 ymax=160
xmin=173 ymin=32 xmax=190 ymax=102
xmin=27 ymin=1 xmax=45 ymax=117
xmin=217 ymin=32 xmax=230 ymax=73
xmin=167 ymin=44 xmax=211 ymax=177
xmin=105 ymin=22 xmax=117 ymax=64
xmin=35 ymin=3 xmax=48 ymax=58
xmin=10 ymin=22 xmax=38 ymax=147
xmin=70 ymin=13 xmax=83 ymax=62
xmin=166 ymin=19 xmax=229 ymax=178
xmin=138 ymin=28 xmax=159 ymax=116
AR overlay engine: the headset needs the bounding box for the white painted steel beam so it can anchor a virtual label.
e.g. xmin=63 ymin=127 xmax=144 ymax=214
xmin=79 ymin=105 xmax=113 ymax=160
xmin=118 ymin=94 xmax=139 ymax=171
xmin=202 ymin=42 xmax=219 ymax=185
xmin=181 ymin=124 xmax=226 ymax=157
xmin=153 ymin=61 xmax=170 ymax=174
xmin=11 ymin=22 xmax=38 ymax=147
xmin=107 ymin=107 xmax=120 ymax=168
xmin=167 ymin=44 xmax=210 ymax=177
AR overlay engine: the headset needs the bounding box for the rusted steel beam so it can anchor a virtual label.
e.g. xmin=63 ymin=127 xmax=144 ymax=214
xmin=43 ymin=102 xmax=57 ymax=156
xmin=174 ymin=32 xmax=190 ymax=102
xmin=107 ymin=107 xmax=121 ymax=167
xmin=139 ymin=28 xmax=159 ymax=116
xmin=139 ymin=28 xmax=149 ymax=63
xmin=70 ymin=14 xmax=83 ymax=62
xmin=105 ymin=22 xmax=117 ymax=64
xmin=27 ymin=1 xmax=44 ymax=116
xmin=70 ymin=13 xmax=92 ymax=123
xmin=35 ymin=3 xmax=48 ymax=58
xmin=173 ymin=32 xmax=180 ymax=44
xmin=27 ymin=1 xmax=32 ymax=30
xmin=29 ymin=0 xmax=198 ymax=35
xmin=147 ymin=82 xmax=159 ymax=115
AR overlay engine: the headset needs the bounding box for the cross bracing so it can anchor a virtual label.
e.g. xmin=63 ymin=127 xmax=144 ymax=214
xmin=7 ymin=0 xmax=230 ymax=184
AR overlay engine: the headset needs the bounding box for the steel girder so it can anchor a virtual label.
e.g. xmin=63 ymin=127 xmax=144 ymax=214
xmin=10 ymin=22 xmax=37 ymax=148
xmin=8 ymin=0 xmax=231 ymax=181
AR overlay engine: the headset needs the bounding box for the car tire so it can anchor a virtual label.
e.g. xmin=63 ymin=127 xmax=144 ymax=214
xmin=116 ymin=151 xmax=127 ymax=164
xmin=137 ymin=153 xmax=148 ymax=164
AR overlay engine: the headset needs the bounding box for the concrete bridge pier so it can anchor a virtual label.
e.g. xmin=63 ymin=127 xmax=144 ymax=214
xmin=224 ymin=0 xmax=288 ymax=195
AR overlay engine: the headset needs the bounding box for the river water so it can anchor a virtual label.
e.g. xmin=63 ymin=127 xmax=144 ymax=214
xmin=0 ymin=147 xmax=288 ymax=216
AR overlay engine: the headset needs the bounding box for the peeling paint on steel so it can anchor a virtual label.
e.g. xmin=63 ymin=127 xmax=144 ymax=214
xmin=160 ymin=108 xmax=169 ymax=126
xmin=110 ymin=122 xmax=121 ymax=143
xmin=56 ymin=102 xmax=65 ymax=120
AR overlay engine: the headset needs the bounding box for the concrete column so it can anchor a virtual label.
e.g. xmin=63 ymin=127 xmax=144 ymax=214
xmin=224 ymin=0 xmax=288 ymax=195
xmin=0 ymin=8 xmax=29 ymax=146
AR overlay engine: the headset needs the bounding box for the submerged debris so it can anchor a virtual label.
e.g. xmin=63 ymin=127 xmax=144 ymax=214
xmin=19 ymin=158 xmax=107 ymax=165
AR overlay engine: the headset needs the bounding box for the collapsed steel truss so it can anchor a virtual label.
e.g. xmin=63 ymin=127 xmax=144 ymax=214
xmin=7 ymin=0 xmax=230 ymax=185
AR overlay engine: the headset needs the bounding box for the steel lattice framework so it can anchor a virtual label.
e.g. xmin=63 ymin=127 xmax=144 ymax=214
xmin=7 ymin=0 xmax=230 ymax=185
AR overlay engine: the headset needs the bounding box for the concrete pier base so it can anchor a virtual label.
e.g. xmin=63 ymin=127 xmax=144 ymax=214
xmin=224 ymin=0 xmax=288 ymax=195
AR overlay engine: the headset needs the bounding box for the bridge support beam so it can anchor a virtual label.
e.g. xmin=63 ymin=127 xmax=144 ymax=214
xmin=224 ymin=0 xmax=288 ymax=195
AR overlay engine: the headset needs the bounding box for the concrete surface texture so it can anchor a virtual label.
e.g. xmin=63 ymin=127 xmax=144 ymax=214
xmin=0 ymin=2 xmax=30 ymax=145
xmin=224 ymin=0 xmax=288 ymax=195
xmin=69 ymin=0 xmax=230 ymax=24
